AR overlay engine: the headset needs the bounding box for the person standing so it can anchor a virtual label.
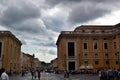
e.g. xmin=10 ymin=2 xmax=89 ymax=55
xmin=0 ymin=68 xmax=9 ymax=80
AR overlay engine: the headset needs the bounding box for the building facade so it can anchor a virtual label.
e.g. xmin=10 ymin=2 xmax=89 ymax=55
xmin=50 ymin=58 xmax=58 ymax=69
xmin=33 ymin=58 xmax=41 ymax=70
xmin=21 ymin=52 xmax=30 ymax=71
xmin=21 ymin=53 xmax=41 ymax=71
xmin=56 ymin=23 xmax=120 ymax=71
xmin=0 ymin=31 xmax=22 ymax=73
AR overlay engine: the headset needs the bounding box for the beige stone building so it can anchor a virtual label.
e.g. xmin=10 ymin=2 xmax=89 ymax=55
xmin=33 ymin=58 xmax=41 ymax=70
xmin=56 ymin=23 xmax=120 ymax=71
xmin=22 ymin=53 xmax=35 ymax=70
xmin=21 ymin=52 xmax=30 ymax=71
xmin=21 ymin=53 xmax=41 ymax=71
xmin=0 ymin=31 xmax=22 ymax=73
xmin=51 ymin=58 xmax=58 ymax=69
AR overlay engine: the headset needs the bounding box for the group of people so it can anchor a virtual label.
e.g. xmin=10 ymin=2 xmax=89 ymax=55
xmin=31 ymin=69 xmax=41 ymax=80
xmin=0 ymin=68 xmax=9 ymax=80
xmin=99 ymin=69 xmax=120 ymax=80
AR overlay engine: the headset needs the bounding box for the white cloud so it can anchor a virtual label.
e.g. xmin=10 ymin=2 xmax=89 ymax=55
xmin=35 ymin=50 xmax=57 ymax=63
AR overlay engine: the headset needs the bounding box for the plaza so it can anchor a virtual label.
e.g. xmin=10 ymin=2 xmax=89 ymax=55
xmin=9 ymin=72 xmax=99 ymax=80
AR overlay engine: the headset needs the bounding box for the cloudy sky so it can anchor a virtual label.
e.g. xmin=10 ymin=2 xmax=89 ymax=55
xmin=0 ymin=0 xmax=120 ymax=63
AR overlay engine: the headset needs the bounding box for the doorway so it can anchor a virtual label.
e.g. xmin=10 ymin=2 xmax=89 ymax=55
xmin=68 ymin=61 xmax=75 ymax=71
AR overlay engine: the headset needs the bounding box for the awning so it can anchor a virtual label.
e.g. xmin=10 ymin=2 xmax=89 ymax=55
xmin=79 ymin=65 xmax=86 ymax=69
xmin=86 ymin=64 xmax=93 ymax=69
xmin=79 ymin=64 xmax=93 ymax=69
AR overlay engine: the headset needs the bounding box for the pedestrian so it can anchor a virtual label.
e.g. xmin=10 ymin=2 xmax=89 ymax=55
xmin=37 ymin=70 xmax=41 ymax=80
xmin=31 ymin=69 xmax=34 ymax=80
xmin=0 ymin=68 xmax=9 ymax=80
xmin=66 ymin=70 xmax=69 ymax=78
xmin=21 ymin=69 xmax=25 ymax=77
xmin=34 ymin=70 xmax=37 ymax=79
xmin=64 ymin=70 xmax=67 ymax=78
xmin=108 ymin=69 xmax=114 ymax=80
xmin=99 ymin=69 xmax=107 ymax=80
xmin=113 ymin=69 xmax=119 ymax=80
xmin=64 ymin=70 xmax=69 ymax=78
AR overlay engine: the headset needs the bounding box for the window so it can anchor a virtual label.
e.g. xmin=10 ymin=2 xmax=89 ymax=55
xmin=113 ymin=42 xmax=116 ymax=49
xmin=83 ymin=42 xmax=87 ymax=50
xmin=105 ymin=53 xmax=109 ymax=58
xmin=82 ymin=30 xmax=85 ymax=32
xmin=105 ymin=61 xmax=109 ymax=65
xmin=68 ymin=42 xmax=75 ymax=57
xmin=92 ymin=31 xmax=95 ymax=33
xmin=116 ymin=61 xmax=118 ymax=65
xmin=104 ymin=43 xmax=108 ymax=49
xmin=94 ymin=53 xmax=98 ymax=58
xmin=115 ymin=52 xmax=118 ymax=57
xmin=93 ymin=42 xmax=98 ymax=50
xmin=95 ymin=61 xmax=99 ymax=65
xmin=84 ymin=53 xmax=88 ymax=58
xmin=0 ymin=42 xmax=2 ymax=57
xmin=103 ymin=38 xmax=107 ymax=40
xmin=93 ymin=38 xmax=97 ymax=40
xmin=84 ymin=60 xmax=88 ymax=66
xmin=113 ymin=37 xmax=116 ymax=39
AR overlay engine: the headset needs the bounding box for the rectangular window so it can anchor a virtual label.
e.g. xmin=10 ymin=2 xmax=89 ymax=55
xmin=95 ymin=61 xmax=99 ymax=65
xmin=84 ymin=53 xmax=88 ymax=58
xmin=94 ymin=42 xmax=98 ymax=50
xmin=106 ymin=61 xmax=109 ymax=65
xmin=0 ymin=42 xmax=2 ymax=57
xmin=84 ymin=60 xmax=88 ymax=66
xmin=116 ymin=61 xmax=118 ymax=65
xmin=114 ymin=42 xmax=116 ymax=49
xmin=68 ymin=42 xmax=75 ymax=57
xmin=83 ymin=43 xmax=87 ymax=50
xmin=115 ymin=52 xmax=118 ymax=57
xmin=105 ymin=53 xmax=109 ymax=58
xmin=94 ymin=53 xmax=98 ymax=58
xmin=104 ymin=43 xmax=108 ymax=49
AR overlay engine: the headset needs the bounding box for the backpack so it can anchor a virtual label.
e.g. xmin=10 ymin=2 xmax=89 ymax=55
xmin=108 ymin=70 xmax=113 ymax=76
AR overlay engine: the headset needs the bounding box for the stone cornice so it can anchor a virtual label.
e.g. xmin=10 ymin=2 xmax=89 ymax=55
xmin=56 ymin=23 xmax=120 ymax=45
xmin=0 ymin=31 xmax=22 ymax=45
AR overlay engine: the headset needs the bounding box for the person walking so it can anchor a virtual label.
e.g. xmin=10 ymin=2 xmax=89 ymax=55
xmin=31 ymin=69 xmax=34 ymax=80
xmin=0 ymin=68 xmax=9 ymax=80
xmin=37 ymin=70 xmax=41 ymax=80
xmin=64 ymin=70 xmax=69 ymax=78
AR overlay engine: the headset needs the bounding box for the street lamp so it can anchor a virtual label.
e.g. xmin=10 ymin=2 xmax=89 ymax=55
xmin=115 ymin=51 xmax=120 ymax=69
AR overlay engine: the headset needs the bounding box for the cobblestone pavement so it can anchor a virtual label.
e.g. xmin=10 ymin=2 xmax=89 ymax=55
xmin=9 ymin=72 xmax=99 ymax=80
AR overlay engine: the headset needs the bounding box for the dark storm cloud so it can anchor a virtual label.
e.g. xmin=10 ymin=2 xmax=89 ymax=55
xmin=0 ymin=2 xmax=40 ymax=28
xmin=68 ymin=4 xmax=110 ymax=23
xmin=46 ymin=0 xmax=119 ymax=6
xmin=46 ymin=0 xmax=120 ymax=24
xmin=31 ymin=36 xmax=56 ymax=47
xmin=12 ymin=19 xmax=45 ymax=33
xmin=46 ymin=0 xmax=81 ymax=7
xmin=44 ymin=17 xmax=64 ymax=32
